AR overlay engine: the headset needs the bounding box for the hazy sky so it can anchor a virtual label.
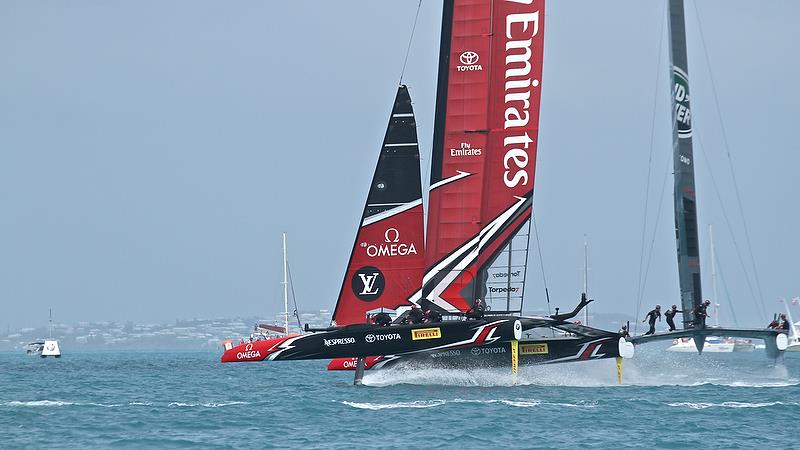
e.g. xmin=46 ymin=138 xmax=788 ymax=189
xmin=2 ymin=1 xmax=798 ymax=330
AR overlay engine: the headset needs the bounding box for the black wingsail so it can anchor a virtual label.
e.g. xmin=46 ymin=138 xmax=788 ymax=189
xmin=668 ymin=0 xmax=702 ymax=328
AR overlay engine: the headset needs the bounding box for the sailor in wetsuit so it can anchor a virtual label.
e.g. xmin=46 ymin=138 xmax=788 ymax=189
xmin=642 ymin=305 xmax=661 ymax=335
xmin=665 ymin=304 xmax=683 ymax=332
xmin=767 ymin=317 xmax=780 ymax=329
xmin=373 ymin=312 xmax=392 ymax=327
xmin=465 ymin=298 xmax=485 ymax=320
xmin=693 ymin=300 xmax=711 ymax=329
xmin=407 ymin=304 xmax=425 ymax=325
xmin=779 ymin=314 xmax=791 ymax=331
xmin=422 ymin=304 xmax=442 ymax=324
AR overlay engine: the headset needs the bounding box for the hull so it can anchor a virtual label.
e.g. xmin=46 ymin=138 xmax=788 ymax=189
xmin=328 ymin=319 xmax=630 ymax=371
xmin=221 ymin=318 xmax=521 ymax=363
xmin=329 ymin=335 xmax=623 ymax=371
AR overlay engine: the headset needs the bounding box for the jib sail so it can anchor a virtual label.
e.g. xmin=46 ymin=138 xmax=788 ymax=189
xmin=420 ymin=0 xmax=545 ymax=314
xmin=331 ymin=85 xmax=425 ymax=326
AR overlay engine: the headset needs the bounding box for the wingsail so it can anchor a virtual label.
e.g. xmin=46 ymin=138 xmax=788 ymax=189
xmin=330 ymin=85 xmax=425 ymax=326
xmin=421 ymin=0 xmax=545 ymax=314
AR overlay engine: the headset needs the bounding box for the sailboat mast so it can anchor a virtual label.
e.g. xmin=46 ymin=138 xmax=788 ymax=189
xmin=668 ymin=0 xmax=703 ymax=328
xmin=709 ymin=225 xmax=719 ymax=326
xmin=282 ymin=233 xmax=289 ymax=334
xmin=49 ymin=308 xmax=53 ymax=339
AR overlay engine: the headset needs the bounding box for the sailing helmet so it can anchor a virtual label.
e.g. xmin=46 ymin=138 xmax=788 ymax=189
xmin=704 ymin=300 xmax=711 ymax=305
xmin=671 ymin=304 xmax=678 ymax=310
xmin=655 ymin=304 xmax=661 ymax=309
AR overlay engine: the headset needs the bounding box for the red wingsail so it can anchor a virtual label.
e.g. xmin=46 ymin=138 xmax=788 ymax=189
xmin=330 ymin=86 xmax=425 ymax=326
xmin=422 ymin=0 xmax=545 ymax=313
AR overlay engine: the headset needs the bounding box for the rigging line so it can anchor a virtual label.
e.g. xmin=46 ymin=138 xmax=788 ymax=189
xmin=399 ymin=0 xmax=423 ymax=85
xmin=713 ymin=250 xmax=740 ymax=327
xmin=692 ymin=0 xmax=768 ymax=321
xmin=531 ymin=211 xmax=551 ymax=315
xmin=286 ymin=260 xmax=303 ymax=330
xmin=634 ymin=1 xmax=667 ymax=333
xmin=636 ymin=151 xmax=673 ymax=335
xmin=694 ymin=133 xmax=765 ymax=323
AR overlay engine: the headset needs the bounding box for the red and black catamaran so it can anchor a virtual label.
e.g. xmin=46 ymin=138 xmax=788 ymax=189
xmin=222 ymin=0 xmax=634 ymax=379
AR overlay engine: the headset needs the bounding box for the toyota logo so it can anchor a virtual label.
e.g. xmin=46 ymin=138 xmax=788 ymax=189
xmin=471 ymin=347 xmax=481 ymax=355
xmin=365 ymin=334 xmax=376 ymax=343
xmin=460 ymin=51 xmax=479 ymax=65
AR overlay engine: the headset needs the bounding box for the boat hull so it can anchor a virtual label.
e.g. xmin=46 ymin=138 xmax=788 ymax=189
xmin=221 ymin=319 xmax=522 ymax=363
xmin=328 ymin=334 xmax=623 ymax=371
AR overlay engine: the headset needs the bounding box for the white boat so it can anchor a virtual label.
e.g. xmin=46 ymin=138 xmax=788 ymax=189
xmin=667 ymin=337 xmax=734 ymax=353
xmin=782 ymin=298 xmax=800 ymax=352
xmin=27 ymin=309 xmax=61 ymax=358
xmin=223 ymin=233 xmax=297 ymax=351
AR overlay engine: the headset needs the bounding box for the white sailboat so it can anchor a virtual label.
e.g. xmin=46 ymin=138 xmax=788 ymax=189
xmin=223 ymin=233 xmax=295 ymax=351
xmin=26 ymin=309 xmax=61 ymax=358
xmin=783 ymin=298 xmax=800 ymax=352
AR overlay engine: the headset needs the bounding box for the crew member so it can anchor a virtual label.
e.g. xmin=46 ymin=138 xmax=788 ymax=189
xmin=374 ymin=311 xmax=392 ymax=327
xmin=665 ymin=305 xmax=683 ymax=332
xmin=422 ymin=305 xmax=442 ymax=324
xmin=642 ymin=305 xmax=661 ymax=335
xmin=779 ymin=314 xmax=791 ymax=331
xmin=407 ymin=304 xmax=425 ymax=325
xmin=466 ymin=298 xmax=485 ymax=320
xmin=619 ymin=324 xmax=630 ymax=338
xmin=693 ymin=300 xmax=711 ymax=329
xmin=767 ymin=316 xmax=780 ymax=329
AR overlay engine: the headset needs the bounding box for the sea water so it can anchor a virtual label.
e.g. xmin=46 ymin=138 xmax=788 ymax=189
xmin=1 ymin=346 xmax=797 ymax=449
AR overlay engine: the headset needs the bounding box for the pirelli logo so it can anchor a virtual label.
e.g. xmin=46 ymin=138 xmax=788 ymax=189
xmin=411 ymin=327 xmax=442 ymax=341
xmin=520 ymin=343 xmax=548 ymax=355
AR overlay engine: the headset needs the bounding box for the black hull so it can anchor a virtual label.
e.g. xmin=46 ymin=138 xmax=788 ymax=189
xmin=370 ymin=335 xmax=622 ymax=370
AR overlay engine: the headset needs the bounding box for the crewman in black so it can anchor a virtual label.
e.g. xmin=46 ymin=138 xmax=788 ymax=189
xmin=665 ymin=304 xmax=683 ymax=332
xmin=407 ymin=304 xmax=425 ymax=324
xmin=642 ymin=305 xmax=661 ymax=335
xmin=373 ymin=312 xmax=392 ymax=327
xmin=693 ymin=300 xmax=711 ymax=329
xmin=779 ymin=314 xmax=791 ymax=331
xmin=422 ymin=305 xmax=442 ymax=324
xmin=619 ymin=324 xmax=630 ymax=338
xmin=466 ymin=298 xmax=485 ymax=320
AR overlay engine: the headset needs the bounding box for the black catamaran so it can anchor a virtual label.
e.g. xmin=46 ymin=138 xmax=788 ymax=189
xmin=629 ymin=0 xmax=788 ymax=359
xmin=222 ymin=0 xmax=635 ymax=380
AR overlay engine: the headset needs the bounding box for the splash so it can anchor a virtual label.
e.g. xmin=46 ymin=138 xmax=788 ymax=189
xmin=668 ymin=401 xmax=798 ymax=409
xmin=358 ymin=350 xmax=796 ymax=388
xmin=339 ymin=398 xmax=597 ymax=410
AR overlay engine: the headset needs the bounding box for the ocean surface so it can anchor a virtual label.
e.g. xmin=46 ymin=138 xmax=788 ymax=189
xmin=1 ymin=345 xmax=797 ymax=449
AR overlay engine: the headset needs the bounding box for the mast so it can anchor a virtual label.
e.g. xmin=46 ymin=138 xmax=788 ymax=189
xmin=667 ymin=0 xmax=703 ymax=328
xmin=49 ymin=308 xmax=53 ymax=339
xmin=709 ymin=225 xmax=719 ymax=327
xmin=282 ymin=233 xmax=289 ymax=334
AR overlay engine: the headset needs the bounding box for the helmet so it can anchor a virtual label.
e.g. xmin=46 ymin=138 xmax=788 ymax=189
xmin=656 ymin=304 xmax=661 ymax=309
xmin=704 ymin=300 xmax=711 ymax=305
xmin=671 ymin=304 xmax=678 ymax=310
